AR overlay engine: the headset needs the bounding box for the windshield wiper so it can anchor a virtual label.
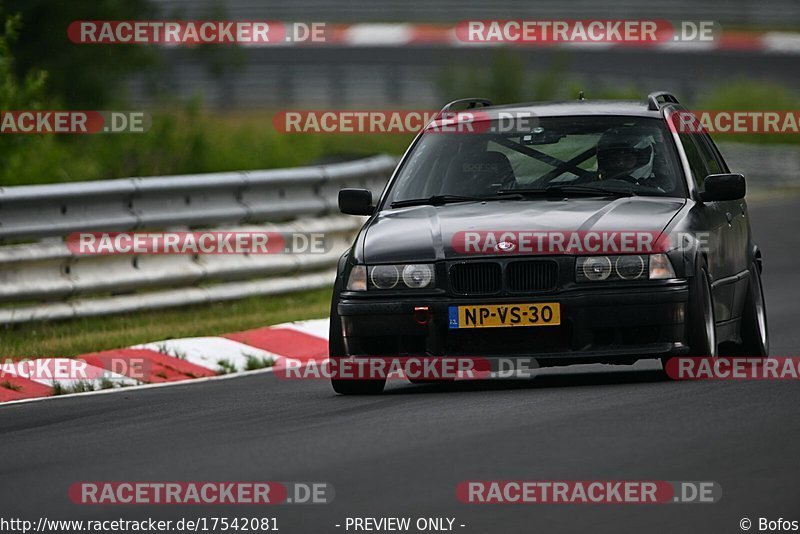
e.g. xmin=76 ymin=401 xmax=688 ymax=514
xmin=391 ymin=194 xmax=505 ymax=208
xmin=547 ymin=184 xmax=636 ymax=197
xmin=498 ymin=184 xmax=635 ymax=198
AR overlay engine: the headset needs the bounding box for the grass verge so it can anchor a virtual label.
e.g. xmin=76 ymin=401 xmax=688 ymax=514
xmin=0 ymin=287 xmax=332 ymax=359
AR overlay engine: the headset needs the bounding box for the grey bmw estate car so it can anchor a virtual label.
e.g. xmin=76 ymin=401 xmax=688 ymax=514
xmin=329 ymin=92 xmax=768 ymax=394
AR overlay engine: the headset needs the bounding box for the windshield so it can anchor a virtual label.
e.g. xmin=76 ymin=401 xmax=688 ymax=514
xmin=383 ymin=116 xmax=686 ymax=207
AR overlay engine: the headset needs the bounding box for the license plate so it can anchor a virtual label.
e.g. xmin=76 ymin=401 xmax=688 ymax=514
xmin=448 ymin=303 xmax=561 ymax=329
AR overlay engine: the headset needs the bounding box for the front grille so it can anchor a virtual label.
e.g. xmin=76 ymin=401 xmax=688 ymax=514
xmin=506 ymin=260 xmax=558 ymax=292
xmin=449 ymin=262 xmax=501 ymax=294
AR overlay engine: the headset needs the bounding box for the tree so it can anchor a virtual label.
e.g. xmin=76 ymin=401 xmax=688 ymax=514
xmin=7 ymin=0 xmax=155 ymax=107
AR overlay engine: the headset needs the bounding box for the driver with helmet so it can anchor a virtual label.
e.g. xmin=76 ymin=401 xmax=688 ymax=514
xmin=596 ymin=128 xmax=658 ymax=184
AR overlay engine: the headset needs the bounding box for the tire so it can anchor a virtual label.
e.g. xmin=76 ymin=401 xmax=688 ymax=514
xmin=408 ymin=378 xmax=454 ymax=385
xmin=663 ymin=260 xmax=716 ymax=378
xmin=736 ymin=262 xmax=769 ymax=357
xmin=687 ymin=262 xmax=718 ymax=358
xmin=328 ymin=293 xmax=386 ymax=395
xmin=330 ymin=359 xmax=387 ymax=395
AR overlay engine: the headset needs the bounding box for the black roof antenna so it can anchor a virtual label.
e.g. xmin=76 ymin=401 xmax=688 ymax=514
xmin=578 ymin=90 xmax=585 ymax=101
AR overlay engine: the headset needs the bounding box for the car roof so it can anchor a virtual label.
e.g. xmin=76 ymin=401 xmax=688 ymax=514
xmin=466 ymin=100 xmax=667 ymax=119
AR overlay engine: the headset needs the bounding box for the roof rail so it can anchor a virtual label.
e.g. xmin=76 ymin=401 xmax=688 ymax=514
xmin=647 ymin=91 xmax=680 ymax=111
xmin=439 ymin=98 xmax=493 ymax=114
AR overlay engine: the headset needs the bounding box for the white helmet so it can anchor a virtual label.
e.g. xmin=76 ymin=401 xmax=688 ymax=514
xmin=596 ymin=128 xmax=656 ymax=181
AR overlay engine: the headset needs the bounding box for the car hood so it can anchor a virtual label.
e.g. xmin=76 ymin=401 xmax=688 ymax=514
xmin=360 ymin=197 xmax=687 ymax=263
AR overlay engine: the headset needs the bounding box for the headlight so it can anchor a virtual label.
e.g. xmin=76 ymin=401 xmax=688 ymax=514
xmin=615 ymin=255 xmax=646 ymax=280
xmin=648 ymin=253 xmax=677 ymax=279
xmin=353 ymin=264 xmax=436 ymax=290
xmin=581 ymin=256 xmax=612 ymax=281
xmin=346 ymin=265 xmax=367 ymax=291
xmin=402 ymin=264 xmax=434 ymax=288
xmin=576 ymin=254 xmax=676 ymax=282
xmin=370 ymin=265 xmax=400 ymax=289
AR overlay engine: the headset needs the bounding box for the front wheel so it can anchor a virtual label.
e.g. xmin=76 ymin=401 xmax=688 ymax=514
xmin=330 ymin=356 xmax=386 ymax=395
xmin=662 ymin=260 xmax=716 ymax=378
xmin=328 ymin=296 xmax=386 ymax=395
xmin=688 ymin=264 xmax=717 ymax=357
xmin=736 ymin=262 xmax=769 ymax=357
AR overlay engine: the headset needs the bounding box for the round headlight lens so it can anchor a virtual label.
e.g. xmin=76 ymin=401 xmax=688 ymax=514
xmin=402 ymin=264 xmax=434 ymax=289
xmin=370 ymin=265 xmax=399 ymax=289
xmin=615 ymin=255 xmax=646 ymax=280
xmin=582 ymin=256 xmax=612 ymax=281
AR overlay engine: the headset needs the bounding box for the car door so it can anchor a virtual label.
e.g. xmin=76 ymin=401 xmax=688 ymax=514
xmin=678 ymin=131 xmax=738 ymax=323
xmin=701 ymin=132 xmax=752 ymax=321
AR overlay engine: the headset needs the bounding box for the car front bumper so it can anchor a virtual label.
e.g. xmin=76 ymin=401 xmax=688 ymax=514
xmin=337 ymin=280 xmax=689 ymax=363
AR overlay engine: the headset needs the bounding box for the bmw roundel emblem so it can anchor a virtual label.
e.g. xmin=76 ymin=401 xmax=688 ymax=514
xmin=496 ymin=240 xmax=516 ymax=252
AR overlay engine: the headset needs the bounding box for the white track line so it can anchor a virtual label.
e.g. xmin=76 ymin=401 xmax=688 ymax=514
xmin=277 ymin=318 xmax=330 ymax=340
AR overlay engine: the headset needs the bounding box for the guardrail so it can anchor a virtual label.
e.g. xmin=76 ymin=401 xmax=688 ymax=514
xmin=0 ymin=156 xmax=398 ymax=324
xmin=0 ymin=155 xmax=395 ymax=241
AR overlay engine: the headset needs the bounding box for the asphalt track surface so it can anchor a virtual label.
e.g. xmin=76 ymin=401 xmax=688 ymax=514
xmin=2 ymin=197 xmax=799 ymax=533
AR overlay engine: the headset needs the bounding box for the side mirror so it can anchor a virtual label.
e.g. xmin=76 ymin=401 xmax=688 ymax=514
xmin=338 ymin=188 xmax=374 ymax=216
xmin=700 ymin=173 xmax=745 ymax=202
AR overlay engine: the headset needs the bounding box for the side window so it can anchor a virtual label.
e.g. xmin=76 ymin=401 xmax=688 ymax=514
xmin=696 ymin=134 xmax=723 ymax=177
xmin=700 ymin=134 xmax=729 ymax=173
xmin=678 ymin=133 xmax=710 ymax=190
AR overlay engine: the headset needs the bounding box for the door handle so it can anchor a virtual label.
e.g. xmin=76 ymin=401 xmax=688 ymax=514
xmin=740 ymin=203 xmax=746 ymax=216
xmin=725 ymin=212 xmax=734 ymax=225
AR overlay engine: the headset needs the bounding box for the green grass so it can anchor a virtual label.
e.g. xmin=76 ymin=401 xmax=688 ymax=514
xmin=52 ymin=381 xmax=97 ymax=395
xmin=244 ymin=353 xmax=276 ymax=371
xmin=216 ymin=358 xmax=238 ymax=375
xmin=0 ymin=106 xmax=412 ymax=186
xmin=0 ymin=287 xmax=332 ymax=359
